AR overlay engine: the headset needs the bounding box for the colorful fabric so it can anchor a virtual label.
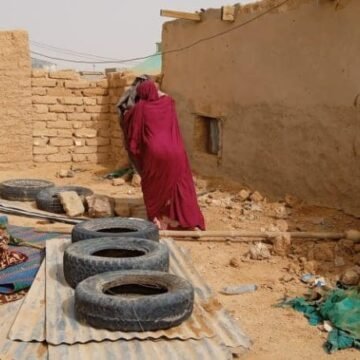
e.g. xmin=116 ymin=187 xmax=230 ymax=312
xmin=0 ymin=225 xmax=65 ymax=295
xmin=0 ymin=290 xmax=27 ymax=305
xmin=123 ymin=80 xmax=205 ymax=230
xmin=0 ymin=217 xmax=27 ymax=271
xmin=281 ymin=288 xmax=360 ymax=353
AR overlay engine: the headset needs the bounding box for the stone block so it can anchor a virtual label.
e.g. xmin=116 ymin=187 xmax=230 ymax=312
xmin=33 ymin=137 xmax=49 ymax=146
xmin=84 ymin=98 xmax=97 ymax=105
xmin=72 ymin=122 xmax=83 ymax=129
xmin=33 ymin=155 xmax=47 ymax=163
xmin=31 ymin=69 xmax=47 ymax=78
xmin=64 ymin=80 xmax=90 ymax=89
xmin=86 ymin=195 xmax=113 ymax=218
xmin=33 ymin=113 xmax=58 ymax=121
xmin=57 ymin=113 xmax=67 ymax=121
xmin=33 ymin=104 xmax=49 ymax=114
xmin=47 ymin=153 xmax=72 ymax=162
xmin=112 ymin=178 xmax=126 ymax=186
xmin=74 ymin=128 xmax=97 ymax=138
xmin=49 ymin=105 xmax=75 ymax=113
xmin=131 ymin=173 xmax=142 ymax=187
xmin=31 ymin=78 xmax=57 ymax=87
xmin=74 ymin=139 xmax=84 ymax=146
xmin=49 ymin=70 xmax=80 ymax=80
xmin=58 ymin=191 xmax=85 ymax=217
xmin=47 ymin=121 xmax=72 ymax=129
xmin=33 ymin=121 xmax=47 ymax=129
xmin=33 ymin=129 xmax=58 ymax=137
xmin=67 ymin=113 xmax=92 ymax=121
xmin=49 ymin=138 xmax=73 ymax=146
xmin=32 ymin=96 xmax=58 ymax=105
xmin=250 ymin=191 xmax=264 ymax=203
xmin=59 ymin=97 xmax=83 ymax=105
xmin=72 ymin=154 xmax=87 ymax=162
xmin=238 ymin=189 xmax=251 ymax=201
xmin=47 ymin=87 xmax=74 ymax=96
xmin=33 ymin=146 xmax=58 ymax=155
xmin=32 ymin=87 xmax=47 ymax=96
xmin=57 ymin=129 xmax=73 ymax=138
xmin=272 ymin=234 xmax=291 ymax=257
xmin=83 ymin=88 xmax=108 ymax=96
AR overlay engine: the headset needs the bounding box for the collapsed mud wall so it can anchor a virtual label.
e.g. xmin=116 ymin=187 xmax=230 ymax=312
xmin=161 ymin=0 xmax=360 ymax=216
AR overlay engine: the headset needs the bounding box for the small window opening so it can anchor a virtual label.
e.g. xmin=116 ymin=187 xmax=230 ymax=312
xmin=194 ymin=115 xmax=221 ymax=156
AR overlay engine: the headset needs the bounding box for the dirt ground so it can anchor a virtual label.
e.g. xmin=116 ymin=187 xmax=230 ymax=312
xmin=0 ymin=163 xmax=359 ymax=360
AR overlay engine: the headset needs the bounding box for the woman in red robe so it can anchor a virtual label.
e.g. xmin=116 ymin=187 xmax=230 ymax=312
xmin=123 ymin=80 xmax=205 ymax=230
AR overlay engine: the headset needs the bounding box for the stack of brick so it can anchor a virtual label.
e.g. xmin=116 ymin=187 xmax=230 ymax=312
xmin=32 ymin=69 xmax=130 ymax=165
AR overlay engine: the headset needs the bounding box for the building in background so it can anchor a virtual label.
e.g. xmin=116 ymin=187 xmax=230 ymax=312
xmin=132 ymin=42 xmax=161 ymax=75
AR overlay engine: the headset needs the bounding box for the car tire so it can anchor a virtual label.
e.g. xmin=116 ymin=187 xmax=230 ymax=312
xmin=75 ymin=270 xmax=194 ymax=332
xmin=64 ymin=237 xmax=169 ymax=288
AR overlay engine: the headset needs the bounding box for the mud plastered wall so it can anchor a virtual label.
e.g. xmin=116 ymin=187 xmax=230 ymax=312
xmin=0 ymin=30 xmax=32 ymax=164
xmin=32 ymin=70 xmax=130 ymax=166
xmin=162 ymin=0 xmax=360 ymax=216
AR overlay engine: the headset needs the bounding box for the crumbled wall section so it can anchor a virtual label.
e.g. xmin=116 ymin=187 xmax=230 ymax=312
xmin=31 ymin=70 xmax=129 ymax=165
xmin=0 ymin=31 xmax=32 ymax=164
xmin=162 ymin=0 xmax=360 ymax=216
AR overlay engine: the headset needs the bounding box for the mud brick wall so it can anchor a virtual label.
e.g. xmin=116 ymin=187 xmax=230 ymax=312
xmin=31 ymin=70 xmax=131 ymax=165
xmin=162 ymin=0 xmax=360 ymax=217
xmin=0 ymin=31 xmax=32 ymax=164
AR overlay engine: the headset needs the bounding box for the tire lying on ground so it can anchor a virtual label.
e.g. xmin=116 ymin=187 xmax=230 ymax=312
xmin=36 ymin=186 xmax=93 ymax=214
xmin=64 ymin=237 xmax=170 ymax=288
xmin=0 ymin=179 xmax=55 ymax=201
xmin=75 ymin=270 xmax=194 ymax=332
xmin=71 ymin=217 xmax=159 ymax=243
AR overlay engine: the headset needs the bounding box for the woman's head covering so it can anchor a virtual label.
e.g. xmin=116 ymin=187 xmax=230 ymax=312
xmin=136 ymin=80 xmax=159 ymax=101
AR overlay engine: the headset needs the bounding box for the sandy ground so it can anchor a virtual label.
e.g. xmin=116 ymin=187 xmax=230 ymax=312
xmin=0 ymin=164 xmax=359 ymax=360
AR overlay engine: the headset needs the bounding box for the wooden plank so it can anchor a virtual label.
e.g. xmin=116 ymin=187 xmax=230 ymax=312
xmin=160 ymin=9 xmax=201 ymax=21
xmin=160 ymin=230 xmax=346 ymax=240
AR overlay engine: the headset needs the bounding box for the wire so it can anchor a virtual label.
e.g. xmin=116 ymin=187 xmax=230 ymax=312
xmin=31 ymin=0 xmax=290 ymax=65
xmin=31 ymin=40 xmax=122 ymax=61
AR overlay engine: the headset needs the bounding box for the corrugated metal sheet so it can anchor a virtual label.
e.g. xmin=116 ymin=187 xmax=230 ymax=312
xmin=48 ymin=339 xmax=232 ymax=360
xmin=8 ymin=262 xmax=46 ymax=342
xmin=0 ymin=292 xmax=47 ymax=360
xmin=45 ymin=238 xmax=213 ymax=345
xmin=165 ymin=238 xmax=250 ymax=349
xmin=4 ymin=236 xmax=250 ymax=359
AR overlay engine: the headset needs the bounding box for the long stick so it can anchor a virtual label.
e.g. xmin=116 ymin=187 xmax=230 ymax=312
xmin=159 ymin=230 xmax=345 ymax=240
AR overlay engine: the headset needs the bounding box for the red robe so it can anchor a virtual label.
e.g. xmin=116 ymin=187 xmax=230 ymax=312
xmin=123 ymin=81 xmax=205 ymax=230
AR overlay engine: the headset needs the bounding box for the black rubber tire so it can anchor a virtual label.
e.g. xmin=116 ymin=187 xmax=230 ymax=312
xmin=71 ymin=217 xmax=159 ymax=243
xmin=0 ymin=179 xmax=55 ymax=201
xmin=63 ymin=237 xmax=169 ymax=288
xmin=36 ymin=186 xmax=93 ymax=214
xmin=75 ymin=270 xmax=194 ymax=332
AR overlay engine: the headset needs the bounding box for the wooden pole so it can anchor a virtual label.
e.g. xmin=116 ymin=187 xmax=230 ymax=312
xmin=160 ymin=10 xmax=202 ymax=21
xmin=160 ymin=230 xmax=345 ymax=241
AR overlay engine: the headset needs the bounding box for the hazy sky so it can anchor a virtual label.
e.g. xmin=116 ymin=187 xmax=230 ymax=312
xmin=0 ymin=0 xmax=253 ymax=70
